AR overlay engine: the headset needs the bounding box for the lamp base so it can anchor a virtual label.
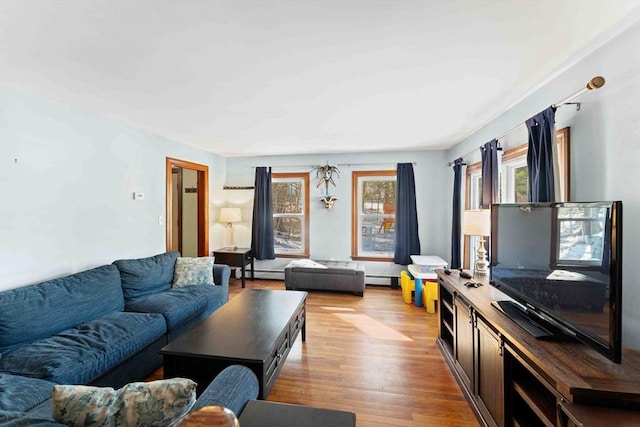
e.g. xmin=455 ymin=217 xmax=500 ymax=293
xmin=475 ymin=239 xmax=489 ymax=275
xmin=227 ymin=223 xmax=237 ymax=250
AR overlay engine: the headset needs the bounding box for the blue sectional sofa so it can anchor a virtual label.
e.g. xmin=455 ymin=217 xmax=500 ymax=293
xmin=0 ymin=365 xmax=259 ymax=426
xmin=0 ymin=251 xmax=242 ymax=425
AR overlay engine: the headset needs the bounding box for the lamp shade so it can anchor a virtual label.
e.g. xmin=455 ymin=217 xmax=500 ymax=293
xmin=462 ymin=209 xmax=491 ymax=237
xmin=219 ymin=207 xmax=242 ymax=223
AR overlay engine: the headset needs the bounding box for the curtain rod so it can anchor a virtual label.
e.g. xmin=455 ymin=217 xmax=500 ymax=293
xmin=250 ymin=161 xmax=416 ymax=168
xmin=337 ymin=161 xmax=416 ymax=167
xmin=447 ymin=76 xmax=605 ymax=166
xmin=250 ymin=164 xmax=316 ymax=169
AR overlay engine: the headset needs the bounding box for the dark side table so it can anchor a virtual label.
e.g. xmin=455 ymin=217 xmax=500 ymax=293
xmin=239 ymin=400 xmax=356 ymax=427
xmin=212 ymin=247 xmax=254 ymax=288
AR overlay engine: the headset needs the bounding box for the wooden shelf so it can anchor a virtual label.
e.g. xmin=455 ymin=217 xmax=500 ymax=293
xmin=513 ymin=381 xmax=555 ymax=427
xmin=559 ymin=401 xmax=640 ymax=427
xmin=223 ymin=185 xmax=254 ymax=190
xmin=436 ymin=270 xmax=640 ymax=427
xmin=442 ymin=319 xmax=454 ymax=336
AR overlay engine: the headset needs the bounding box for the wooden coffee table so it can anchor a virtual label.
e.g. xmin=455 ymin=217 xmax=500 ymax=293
xmin=161 ymin=289 xmax=306 ymax=399
xmin=239 ymin=400 xmax=356 ymax=427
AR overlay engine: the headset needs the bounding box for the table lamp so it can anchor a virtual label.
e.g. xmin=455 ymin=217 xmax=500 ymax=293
xmin=462 ymin=209 xmax=491 ymax=275
xmin=219 ymin=207 xmax=242 ymax=250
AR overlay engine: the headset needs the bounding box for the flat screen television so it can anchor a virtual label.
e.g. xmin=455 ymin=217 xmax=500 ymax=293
xmin=489 ymin=201 xmax=623 ymax=363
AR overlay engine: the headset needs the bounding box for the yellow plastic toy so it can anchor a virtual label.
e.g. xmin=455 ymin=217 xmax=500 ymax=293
xmin=400 ymin=270 xmax=415 ymax=304
xmin=422 ymin=281 xmax=439 ymax=314
xmin=400 ymin=270 xmax=438 ymax=312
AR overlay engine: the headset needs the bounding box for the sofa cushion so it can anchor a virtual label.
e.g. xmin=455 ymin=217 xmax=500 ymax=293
xmin=0 ymin=312 xmax=166 ymax=385
xmin=173 ymin=257 xmax=215 ymax=287
xmin=0 ymin=373 xmax=55 ymax=413
xmin=0 ymin=408 xmax=63 ymax=426
xmin=0 ymin=265 xmax=124 ymax=354
xmin=51 ymin=378 xmax=196 ymax=427
xmin=113 ymin=251 xmax=179 ymax=300
xmin=125 ymin=286 xmax=222 ymax=331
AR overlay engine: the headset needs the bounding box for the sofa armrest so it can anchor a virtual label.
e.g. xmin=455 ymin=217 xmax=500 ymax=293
xmin=213 ymin=264 xmax=231 ymax=302
xmin=192 ymin=365 xmax=259 ymax=416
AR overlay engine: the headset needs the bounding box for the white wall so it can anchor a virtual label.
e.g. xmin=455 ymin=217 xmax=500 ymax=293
xmin=446 ymin=22 xmax=640 ymax=349
xmin=225 ymin=150 xmax=451 ymax=270
xmin=0 ymin=84 xmax=227 ymax=291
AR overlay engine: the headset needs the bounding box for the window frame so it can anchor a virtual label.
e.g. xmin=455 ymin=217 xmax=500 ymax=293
xmin=463 ymin=127 xmax=571 ymax=268
xmin=351 ymin=170 xmax=396 ymax=261
xmin=271 ymin=172 xmax=310 ymax=258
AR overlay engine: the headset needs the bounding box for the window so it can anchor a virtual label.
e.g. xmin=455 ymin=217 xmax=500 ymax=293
xmin=351 ymin=170 xmax=396 ymax=260
xmin=500 ymin=144 xmax=529 ymax=203
xmin=556 ymin=205 xmax=607 ymax=266
xmin=272 ymin=173 xmax=309 ymax=257
xmin=463 ymin=128 xmax=571 ymax=268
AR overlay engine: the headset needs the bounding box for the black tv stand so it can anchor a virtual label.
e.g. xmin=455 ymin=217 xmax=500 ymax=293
xmin=491 ymin=300 xmax=577 ymax=342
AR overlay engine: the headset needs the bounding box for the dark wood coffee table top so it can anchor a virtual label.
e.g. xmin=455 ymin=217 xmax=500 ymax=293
xmin=239 ymin=400 xmax=356 ymax=427
xmin=162 ymin=289 xmax=307 ymax=362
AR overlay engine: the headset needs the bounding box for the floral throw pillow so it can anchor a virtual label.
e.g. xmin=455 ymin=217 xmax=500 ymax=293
xmin=52 ymin=378 xmax=196 ymax=426
xmin=172 ymin=257 xmax=215 ymax=288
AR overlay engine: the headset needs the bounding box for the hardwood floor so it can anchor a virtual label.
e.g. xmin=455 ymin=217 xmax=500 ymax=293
xmin=152 ymin=278 xmax=480 ymax=426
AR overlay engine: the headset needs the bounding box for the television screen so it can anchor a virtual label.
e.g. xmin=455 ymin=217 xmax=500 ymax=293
xmin=490 ymin=201 xmax=623 ymax=363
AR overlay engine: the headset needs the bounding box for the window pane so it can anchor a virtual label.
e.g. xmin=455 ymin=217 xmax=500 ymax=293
xmin=514 ymin=166 xmax=528 ymax=202
xmin=360 ymin=215 xmax=395 ymax=253
xmin=273 ymin=182 xmax=303 ymax=214
xmin=273 ymin=216 xmax=303 ymax=253
xmin=361 ymin=181 xmax=396 ymax=214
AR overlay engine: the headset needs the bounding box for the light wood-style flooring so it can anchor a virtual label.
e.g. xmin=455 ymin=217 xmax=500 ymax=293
xmin=151 ymin=278 xmax=480 ymax=426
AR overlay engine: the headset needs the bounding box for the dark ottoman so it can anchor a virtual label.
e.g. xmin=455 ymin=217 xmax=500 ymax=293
xmin=284 ymin=260 xmax=366 ymax=296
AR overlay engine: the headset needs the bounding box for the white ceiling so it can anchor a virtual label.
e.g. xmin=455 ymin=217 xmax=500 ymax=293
xmin=1 ymin=1 xmax=639 ymax=157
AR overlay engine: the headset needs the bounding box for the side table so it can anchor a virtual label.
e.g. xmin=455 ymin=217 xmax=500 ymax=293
xmin=212 ymin=247 xmax=254 ymax=288
xmin=239 ymin=400 xmax=356 ymax=427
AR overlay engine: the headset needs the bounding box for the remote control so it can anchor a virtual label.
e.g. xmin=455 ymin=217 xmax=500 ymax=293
xmin=460 ymin=271 xmax=472 ymax=279
xmin=444 ymin=268 xmax=451 ymax=275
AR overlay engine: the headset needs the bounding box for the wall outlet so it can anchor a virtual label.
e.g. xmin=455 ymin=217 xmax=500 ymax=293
xmin=133 ymin=192 xmax=144 ymax=200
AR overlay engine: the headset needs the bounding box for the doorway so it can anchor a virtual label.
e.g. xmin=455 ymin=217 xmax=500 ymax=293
xmin=166 ymin=157 xmax=209 ymax=257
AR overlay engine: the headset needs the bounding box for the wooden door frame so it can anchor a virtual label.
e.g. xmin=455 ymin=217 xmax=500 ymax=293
xmin=166 ymin=158 xmax=209 ymax=256
xmin=172 ymin=167 xmax=183 ymax=253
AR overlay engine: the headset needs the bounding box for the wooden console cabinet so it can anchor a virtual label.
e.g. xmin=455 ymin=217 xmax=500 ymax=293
xmin=437 ymin=270 xmax=640 ymax=427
